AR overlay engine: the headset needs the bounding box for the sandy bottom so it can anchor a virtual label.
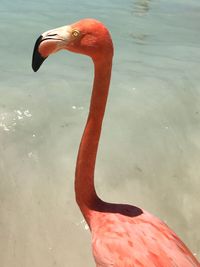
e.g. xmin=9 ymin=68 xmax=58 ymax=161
xmin=0 ymin=0 xmax=200 ymax=266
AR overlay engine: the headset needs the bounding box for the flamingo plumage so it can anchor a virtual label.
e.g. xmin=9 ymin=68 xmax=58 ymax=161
xmin=32 ymin=18 xmax=200 ymax=267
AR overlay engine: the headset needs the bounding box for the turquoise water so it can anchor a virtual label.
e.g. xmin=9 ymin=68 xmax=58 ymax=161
xmin=0 ymin=0 xmax=200 ymax=266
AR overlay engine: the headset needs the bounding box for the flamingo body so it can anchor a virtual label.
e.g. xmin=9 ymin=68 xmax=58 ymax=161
xmin=91 ymin=207 xmax=198 ymax=266
xmin=32 ymin=18 xmax=200 ymax=266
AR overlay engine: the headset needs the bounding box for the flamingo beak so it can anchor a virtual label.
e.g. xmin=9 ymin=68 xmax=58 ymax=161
xmin=32 ymin=35 xmax=47 ymax=72
xmin=32 ymin=26 xmax=71 ymax=72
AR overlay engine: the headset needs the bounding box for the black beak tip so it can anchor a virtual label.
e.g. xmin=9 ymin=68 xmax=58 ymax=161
xmin=32 ymin=35 xmax=47 ymax=72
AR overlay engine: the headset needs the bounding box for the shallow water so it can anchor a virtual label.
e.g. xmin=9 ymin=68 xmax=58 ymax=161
xmin=0 ymin=0 xmax=200 ymax=266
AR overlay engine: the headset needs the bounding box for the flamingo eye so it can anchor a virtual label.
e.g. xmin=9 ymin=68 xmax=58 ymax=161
xmin=72 ymin=29 xmax=80 ymax=38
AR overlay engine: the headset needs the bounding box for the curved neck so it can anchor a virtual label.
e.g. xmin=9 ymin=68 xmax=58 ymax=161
xmin=75 ymin=55 xmax=113 ymax=225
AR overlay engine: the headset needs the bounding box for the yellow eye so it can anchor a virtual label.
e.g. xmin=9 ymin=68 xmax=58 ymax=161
xmin=72 ymin=29 xmax=80 ymax=37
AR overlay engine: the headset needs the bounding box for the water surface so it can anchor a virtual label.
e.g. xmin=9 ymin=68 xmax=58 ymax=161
xmin=0 ymin=0 xmax=200 ymax=266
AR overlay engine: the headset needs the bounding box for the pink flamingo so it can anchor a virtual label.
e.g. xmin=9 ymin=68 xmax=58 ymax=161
xmin=32 ymin=18 xmax=199 ymax=267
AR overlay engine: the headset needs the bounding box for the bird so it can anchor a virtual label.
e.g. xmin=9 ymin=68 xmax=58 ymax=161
xmin=32 ymin=18 xmax=200 ymax=267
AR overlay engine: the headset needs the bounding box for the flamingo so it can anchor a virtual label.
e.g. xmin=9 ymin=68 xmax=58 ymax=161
xmin=32 ymin=18 xmax=200 ymax=267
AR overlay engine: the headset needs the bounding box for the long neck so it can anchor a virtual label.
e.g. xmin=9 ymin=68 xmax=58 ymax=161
xmin=75 ymin=55 xmax=113 ymax=224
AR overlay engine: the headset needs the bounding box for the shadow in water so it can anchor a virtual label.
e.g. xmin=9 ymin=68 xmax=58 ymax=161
xmin=129 ymin=0 xmax=152 ymax=45
xmin=131 ymin=0 xmax=151 ymax=16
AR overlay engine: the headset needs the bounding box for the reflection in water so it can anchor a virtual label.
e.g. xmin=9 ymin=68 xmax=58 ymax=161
xmin=132 ymin=0 xmax=151 ymax=16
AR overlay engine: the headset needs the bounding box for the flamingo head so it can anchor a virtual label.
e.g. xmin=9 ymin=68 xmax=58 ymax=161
xmin=32 ymin=18 xmax=113 ymax=72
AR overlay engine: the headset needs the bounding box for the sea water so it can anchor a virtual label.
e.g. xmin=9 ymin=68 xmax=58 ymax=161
xmin=0 ymin=0 xmax=200 ymax=266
